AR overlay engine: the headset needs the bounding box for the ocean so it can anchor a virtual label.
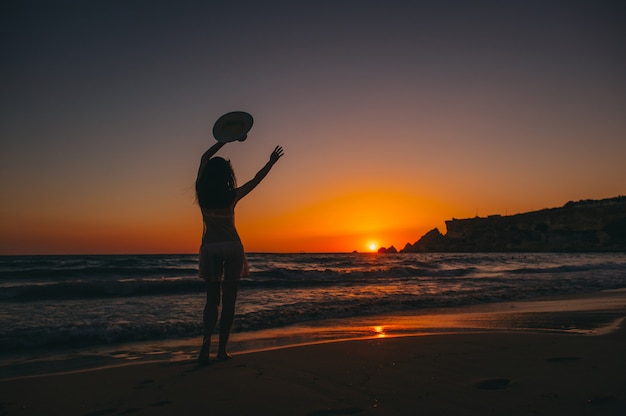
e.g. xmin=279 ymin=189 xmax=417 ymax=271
xmin=1 ymin=253 xmax=626 ymax=377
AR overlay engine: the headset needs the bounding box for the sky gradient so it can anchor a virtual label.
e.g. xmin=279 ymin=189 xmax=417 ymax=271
xmin=2 ymin=0 xmax=625 ymax=254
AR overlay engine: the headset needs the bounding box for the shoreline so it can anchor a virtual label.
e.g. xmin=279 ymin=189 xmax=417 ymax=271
xmin=2 ymin=289 xmax=625 ymax=382
xmin=2 ymin=307 xmax=625 ymax=415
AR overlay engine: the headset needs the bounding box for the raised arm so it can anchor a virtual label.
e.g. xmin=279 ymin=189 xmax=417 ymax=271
xmin=235 ymin=146 xmax=284 ymax=202
xmin=197 ymin=141 xmax=226 ymax=180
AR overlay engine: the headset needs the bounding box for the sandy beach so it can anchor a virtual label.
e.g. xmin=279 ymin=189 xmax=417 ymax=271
xmin=2 ymin=291 xmax=626 ymax=416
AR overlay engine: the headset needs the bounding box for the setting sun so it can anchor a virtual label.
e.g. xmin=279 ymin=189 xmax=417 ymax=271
xmin=368 ymin=242 xmax=378 ymax=252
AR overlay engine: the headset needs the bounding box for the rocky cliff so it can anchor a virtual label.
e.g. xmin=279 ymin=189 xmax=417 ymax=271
xmin=395 ymin=196 xmax=626 ymax=253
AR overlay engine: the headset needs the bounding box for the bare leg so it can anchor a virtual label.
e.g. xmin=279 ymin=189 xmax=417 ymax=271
xmin=199 ymin=281 xmax=221 ymax=364
xmin=217 ymin=280 xmax=239 ymax=360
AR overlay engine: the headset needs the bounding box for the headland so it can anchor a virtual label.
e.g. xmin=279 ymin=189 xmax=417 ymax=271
xmin=379 ymin=196 xmax=626 ymax=253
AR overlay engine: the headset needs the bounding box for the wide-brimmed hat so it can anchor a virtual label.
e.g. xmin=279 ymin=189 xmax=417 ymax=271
xmin=212 ymin=111 xmax=254 ymax=142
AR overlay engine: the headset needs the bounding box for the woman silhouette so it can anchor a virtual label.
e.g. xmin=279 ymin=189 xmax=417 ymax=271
xmin=196 ymin=140 xmax=283 ymax=364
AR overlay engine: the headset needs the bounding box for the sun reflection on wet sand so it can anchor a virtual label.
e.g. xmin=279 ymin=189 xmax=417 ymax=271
xmin=373 ymin=325 xmax=386 ymax=338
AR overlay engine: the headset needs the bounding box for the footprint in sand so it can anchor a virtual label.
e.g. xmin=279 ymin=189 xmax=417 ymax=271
xmin=82 ymin=408 xmax=116 ymax=416
xmin=133 ymin=379 xmax=155 ymax=390
xmin=117 ymin=408 xmax=141 ymax=415
xmin=546 ymin=356 xmax=581 ymax=363
xmin=474 ymin=378 xmax=512 ymax=390
xmin=588 ymin=395 xmax=618 ymax=405
xmin=150 ymin=400 xmax=172 ymax=407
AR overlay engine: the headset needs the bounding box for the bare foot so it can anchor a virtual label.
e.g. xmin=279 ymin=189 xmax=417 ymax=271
xmin=216 ymin=352 xmax=233 ymax=361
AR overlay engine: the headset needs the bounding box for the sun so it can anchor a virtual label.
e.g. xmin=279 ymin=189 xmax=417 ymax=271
xmin=368 ymin=242 xmax=378 ymax=252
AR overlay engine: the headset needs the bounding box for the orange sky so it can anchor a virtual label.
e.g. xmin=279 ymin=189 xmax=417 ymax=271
xmin=1 ymin=1 xmax=625 ymax=254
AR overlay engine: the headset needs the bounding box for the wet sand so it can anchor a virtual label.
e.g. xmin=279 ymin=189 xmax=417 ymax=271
xmin=1 ymin=291 xmax=625 ymax=415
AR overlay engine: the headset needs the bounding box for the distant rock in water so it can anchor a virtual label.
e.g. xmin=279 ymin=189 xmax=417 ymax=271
xmin=378 ymin=245 xmax=397 ymax=253
xmin=384 ymin=196 xmax=626 ymax=253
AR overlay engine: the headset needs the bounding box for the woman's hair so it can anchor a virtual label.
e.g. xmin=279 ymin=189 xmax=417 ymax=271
xmin=196 ymin=157 xmax=237 ymax=209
